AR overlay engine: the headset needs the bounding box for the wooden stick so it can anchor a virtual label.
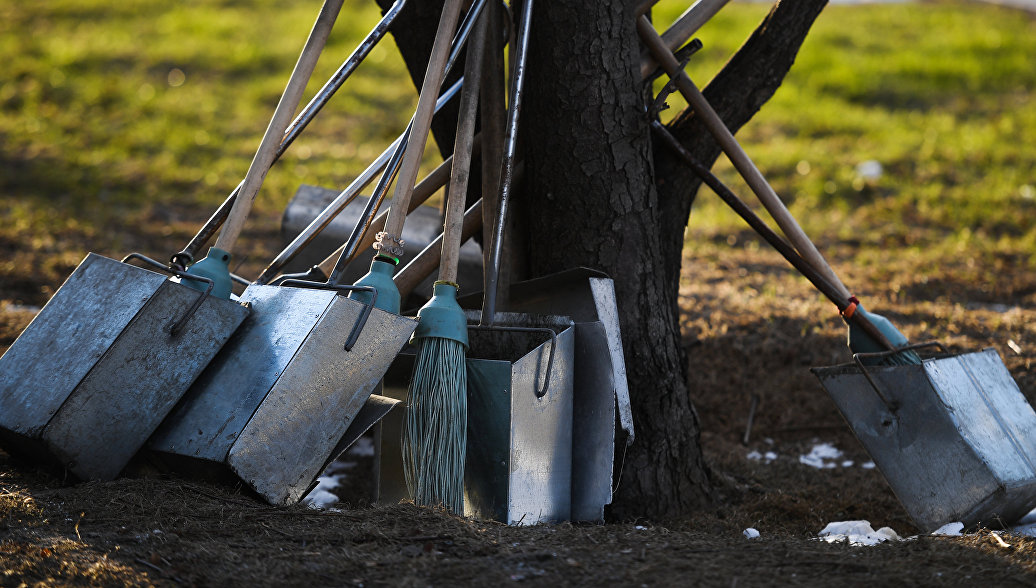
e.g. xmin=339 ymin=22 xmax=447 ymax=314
xmin=638 ymin=0 xmax=730 ymax=80
xmin=214 ymin=0 xmax=343 ymax=254
xmin=479 ymin=0 xmax=506 ymax=277
xmin=379 ymin=0 xmax=465 ymax=252
xmin=650 ymin=120 xmax=895 ymax=351
xmin=395 ymin=200 xmax=484 ymax=299
xmin=439 ymin=8 xmax=487 ymax=283
xmin=637 ymin=15 xmax=852 ymax=302
xmin=311 ymin=140 xmax=482 ymax=278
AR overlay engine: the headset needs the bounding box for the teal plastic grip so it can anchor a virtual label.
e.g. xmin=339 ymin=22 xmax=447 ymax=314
xmin=349 ymin=256 xmax=400 ymax=314
xmin=412 ymin=282 xmax=469 ymax=348
xmin=184 ymin=247 xmax=233 ymax=299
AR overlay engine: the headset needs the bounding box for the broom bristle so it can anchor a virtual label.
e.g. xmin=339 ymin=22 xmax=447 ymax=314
xmin=403 ymin=336 xmax=467 ymax=513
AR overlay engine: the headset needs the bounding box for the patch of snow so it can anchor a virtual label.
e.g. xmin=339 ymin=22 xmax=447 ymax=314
xmin=634 ymin=525 xmax=648 ymax=531
xmin=1011 ymin=507 xmax=1036 ymax=537
xmin=349 ymin=436 xmax=375 ymax=457
xmin=841 ymin=460 xmax=854 ymax=468
xmin=799 ymin=443 xmax=843 ymax=469
xmin=303 ymin=474 xmax=343 ymax=509
xmin=746 ymin=450 xmax=778 ymax=464
xmin=931 ymin=522 xmax=964 ymax=536
xmin=3 ymin=303 xmax=41 ymax=314
xmin=818 ymin=520 xmax=901 ymax=546
xmin=743 ymin=528 xmax=760 ymax=539
xmin=861 ymin=461 xmax=876 ymax=469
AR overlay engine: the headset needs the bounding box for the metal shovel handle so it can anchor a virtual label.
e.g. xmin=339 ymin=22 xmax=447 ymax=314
xmin=121 ymin=253 xmax=215 ymax=337
xmin=482 ymin=0 xmax=533 ymax=327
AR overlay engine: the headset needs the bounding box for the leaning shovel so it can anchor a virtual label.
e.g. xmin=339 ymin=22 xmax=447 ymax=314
xmin=0 ymin=0 xmax=345 ymax=481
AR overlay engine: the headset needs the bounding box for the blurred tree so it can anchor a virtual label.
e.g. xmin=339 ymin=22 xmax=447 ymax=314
xmin=376 ymin=0 xmax=828 ymax=519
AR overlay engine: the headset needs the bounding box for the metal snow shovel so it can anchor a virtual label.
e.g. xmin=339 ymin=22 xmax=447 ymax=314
xmin=146 ymin=0 xmax=491 ymax=504
xmin=461 ymin=268 xmax=633 ymax=523
xmin=147 ymin=271 xmax=416 ymax=505
xmin=653 ymin=118 xmax=1036 ymax=532
xmin=0 ymin=0 xmax=345 ymax=480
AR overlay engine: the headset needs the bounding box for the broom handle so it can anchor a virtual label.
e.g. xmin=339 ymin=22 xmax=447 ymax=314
xmin=309 ymin=144 xmax=477 ymax=278
xmin=638 ymin=0 xmax=731 ymax=80
xmin=396 ymin=200 xmax=484 ymax=299
xmin=650 ymin=121 xmax=895 ymax=351
xmin=214 ymin=0 xmax=343 ymax=254
xmin=439 ymin=8 xmax=487 ymax=284
xmin=377 ymin=0 xmax=465 ymax=256
xmin=636 ymin=16 xmax=853 ymax=303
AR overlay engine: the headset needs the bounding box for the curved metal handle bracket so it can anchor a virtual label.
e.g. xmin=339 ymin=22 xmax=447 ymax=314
xmin=468 ymin=324 xmax=557 ymax=398
xmin=121 ymin=252 xmax=215 ymax=336
xmin=277 ymin=279 xmax=377 ymax=351
xmin=851 ymin=341 xmax=950 ymax=412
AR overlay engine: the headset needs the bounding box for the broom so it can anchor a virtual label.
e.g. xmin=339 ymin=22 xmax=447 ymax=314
xmin=402 ymin=9 xmax=487 ymax=513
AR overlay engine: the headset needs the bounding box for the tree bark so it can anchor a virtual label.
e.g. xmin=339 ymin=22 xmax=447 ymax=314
xmin=378 ymin=0 xmax=828 ymax=520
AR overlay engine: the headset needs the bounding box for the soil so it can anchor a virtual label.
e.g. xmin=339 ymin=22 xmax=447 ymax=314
xmin=2 ymin=240 xmax=1035 ymax=586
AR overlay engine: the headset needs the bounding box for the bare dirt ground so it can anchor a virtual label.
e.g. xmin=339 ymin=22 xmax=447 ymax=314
xmin=2 ymin=237 xmax=1036 ymax=586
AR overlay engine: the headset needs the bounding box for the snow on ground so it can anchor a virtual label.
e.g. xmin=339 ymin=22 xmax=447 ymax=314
xmin=818 ymin=521 xmax=901 ymax=546
xmin=745 ymin=441 xmax=875 ymax=469
xmin=302 ymin=438 xmax=371 ymax=509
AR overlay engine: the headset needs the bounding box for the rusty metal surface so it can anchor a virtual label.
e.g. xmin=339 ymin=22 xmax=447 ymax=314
xmin=149 ymin=285 xmax=338 ymax=461
xmin=813 ymin=348 xmax=1036 ymax=531
xmin=227 ymin=299 xmax=416 ymax=505
xmin=0 ymin=254 xmax=166 ymax=437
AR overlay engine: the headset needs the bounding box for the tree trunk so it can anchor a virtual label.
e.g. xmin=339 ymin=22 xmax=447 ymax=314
xmin=378 ymin=0 xmax=828 ymax=520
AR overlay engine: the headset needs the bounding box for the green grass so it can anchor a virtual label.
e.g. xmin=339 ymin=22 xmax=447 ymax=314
xmin=1 ymin=0 xmax=1034 ymax=305
xmin=649 ymin=0 xmax=1036 ymax=294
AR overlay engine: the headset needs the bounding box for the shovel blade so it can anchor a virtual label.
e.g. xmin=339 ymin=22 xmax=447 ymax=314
xmin=225 ymin=294 xmax=416 ymax=505
xmin=0 ymin=253 xmax=249 ymax=480
xmin=813 ymin=348 xmax=1036 ymax=531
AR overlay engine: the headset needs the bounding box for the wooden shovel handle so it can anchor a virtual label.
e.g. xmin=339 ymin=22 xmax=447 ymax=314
xmin=439 ymin=8 xmax=488 ymax=283
xmin=215 ymin=0 xmax=343 ymax=254
xmin=380 ymin=0 xmax=466 ymax=244
xmin=650 ymin=121 xmax=895 ymax=351
xmin=638 ymin=0 xmax=731 ymax=80
xmin=395 ymin=200 xmax=484 ymax=299
xmin=636 ymin=15 xmax=852 ymax=303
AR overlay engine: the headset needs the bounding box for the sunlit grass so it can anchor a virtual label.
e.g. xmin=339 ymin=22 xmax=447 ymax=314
xmin=1 ymin=0 xmax=1034 ymax=304
xmin=647 ymin=0 xmax=1036 ymax=302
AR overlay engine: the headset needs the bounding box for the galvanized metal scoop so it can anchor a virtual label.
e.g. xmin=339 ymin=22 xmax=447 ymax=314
xmin=814 ymin=345 xmax=1036 ymax=531
xmin=0 ymin=254 xmax=249 ymax=480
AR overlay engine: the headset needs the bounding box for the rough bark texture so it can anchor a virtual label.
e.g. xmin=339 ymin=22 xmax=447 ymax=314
xmin=653 ymin=0 xmax=830 ymax=258
xmin=521 ymin=0 xmax=712 ymax=520
xmin=378 ymin=0 xmax=828 ymax=520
